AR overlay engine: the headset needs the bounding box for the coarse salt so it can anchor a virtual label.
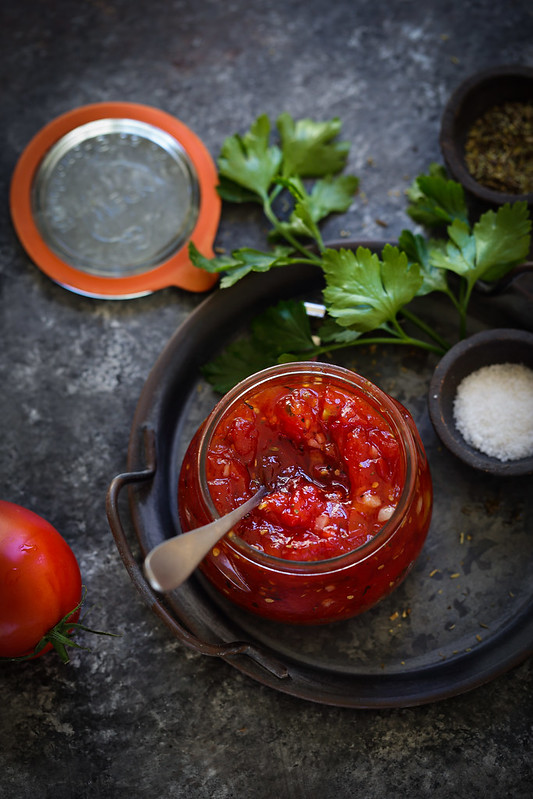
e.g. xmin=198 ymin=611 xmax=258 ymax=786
xmin=453 ymin=362 xmax=533 ymax=461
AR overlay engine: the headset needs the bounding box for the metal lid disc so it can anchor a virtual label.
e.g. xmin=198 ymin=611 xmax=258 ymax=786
xmin=32 ymin=118 xmax=200 ymax=278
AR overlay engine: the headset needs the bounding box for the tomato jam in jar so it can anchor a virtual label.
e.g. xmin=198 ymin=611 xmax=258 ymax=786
xmin=178 ymin=362 xmax=432 ymax=624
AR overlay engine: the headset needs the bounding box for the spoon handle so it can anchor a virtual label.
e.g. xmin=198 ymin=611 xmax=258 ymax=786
xmin=143 ymin=486 xmax=267 ymax=593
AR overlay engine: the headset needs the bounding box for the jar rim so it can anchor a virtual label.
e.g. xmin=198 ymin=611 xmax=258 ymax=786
xmin=195 ymin=361 xmax=419 ymax=574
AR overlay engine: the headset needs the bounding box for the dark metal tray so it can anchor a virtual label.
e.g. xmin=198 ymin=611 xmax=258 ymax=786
xmin=107 ymin=241 xmax=533 ymax=708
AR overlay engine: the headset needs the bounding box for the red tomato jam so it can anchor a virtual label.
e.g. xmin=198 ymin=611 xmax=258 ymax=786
xmin=178 ymin=363 xmax=432 ymax=625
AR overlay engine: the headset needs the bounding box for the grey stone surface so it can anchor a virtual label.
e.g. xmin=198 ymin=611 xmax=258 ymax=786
xmin=1 ymin=0 xmax=532 ymax=797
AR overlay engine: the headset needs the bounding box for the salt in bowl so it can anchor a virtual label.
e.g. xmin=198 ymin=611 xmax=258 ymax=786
xmin=428 ymin=328 xmax=533 ymax=476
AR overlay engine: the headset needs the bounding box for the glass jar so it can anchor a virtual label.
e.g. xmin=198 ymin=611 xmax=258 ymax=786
xmin=178 ymin=362 xmax=432 ymax=625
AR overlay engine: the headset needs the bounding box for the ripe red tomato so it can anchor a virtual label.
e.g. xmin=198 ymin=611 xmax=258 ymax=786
xmin=0 ymin=500 xmax=82 ymax=661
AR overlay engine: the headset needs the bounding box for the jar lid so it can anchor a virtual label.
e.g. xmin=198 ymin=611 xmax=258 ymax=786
xmin=10 ymin=102 xmax=221 ymax=297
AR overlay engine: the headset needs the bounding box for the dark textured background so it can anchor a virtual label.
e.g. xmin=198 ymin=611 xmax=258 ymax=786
xmin=1 ymin=1 xmax=532 ymax=797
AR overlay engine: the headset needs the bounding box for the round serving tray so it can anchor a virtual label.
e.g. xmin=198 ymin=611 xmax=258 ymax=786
xmin=107 ymin=242 xmax=533 ymax=708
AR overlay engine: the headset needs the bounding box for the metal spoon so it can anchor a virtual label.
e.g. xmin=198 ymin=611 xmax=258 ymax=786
xmin=143 ymin=485 xmax=267 ymax=593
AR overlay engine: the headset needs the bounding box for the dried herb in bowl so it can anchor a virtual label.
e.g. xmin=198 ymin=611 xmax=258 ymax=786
xmin=464 ymin=101 xmax=533 ymax=195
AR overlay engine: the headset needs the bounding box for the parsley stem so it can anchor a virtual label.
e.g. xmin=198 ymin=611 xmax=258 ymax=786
xmin=459 ymin=308 xmax=467 ymax=339
xmin=314 ymin=334 xmax=446 ymax=358
xmin=400 ymin=308 xmax=451 ymax=351
xmin=388 ymin=318 xmax=446 ymax=354
xmin=263 ymin=194 xmax=323 ymax=264
xmin=457 ymin=280 xmax=475 ymax=339
xmin=445 ymin=286 xmax=462 ymax=313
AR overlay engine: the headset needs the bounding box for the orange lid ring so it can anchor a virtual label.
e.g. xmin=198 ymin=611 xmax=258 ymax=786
xmin=10 ymin=102 xmax=221 ymax=297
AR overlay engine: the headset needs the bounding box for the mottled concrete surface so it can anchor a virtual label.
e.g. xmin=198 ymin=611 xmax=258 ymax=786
xmin=1 ymin=1 xmax=533 ymax=797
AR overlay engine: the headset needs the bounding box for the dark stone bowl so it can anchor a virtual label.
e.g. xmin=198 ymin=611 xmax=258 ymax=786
xmin=439 ymin=64 xmax=533 ymax=208
xmin=428 ymin=328 xmax=533 ymax=476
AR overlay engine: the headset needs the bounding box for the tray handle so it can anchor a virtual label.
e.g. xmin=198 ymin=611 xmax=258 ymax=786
xmin=105 ymin=427 xmax=289 ymax=681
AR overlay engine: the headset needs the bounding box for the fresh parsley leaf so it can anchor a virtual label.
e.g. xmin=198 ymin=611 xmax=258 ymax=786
xmin=473 ymin=201 xmax=531 ymax=282
xmin=318 ymin=316 xmax=363 ymax=344
xmin=290 ymin=197 xmax=323 ymax=243
xmin=216 ymin=175 xmax=262 ymax=204
xmin=271 ymin=174 xmax=358 ymax=241
xmin=218 ymin=247 xmax=295 ymax=289
xmin=310 ymin=174 xmax=359 ymax=218
xmin=322 ymin=245 xmax=423 ymax=331
xmin=250 ymin=299 xmax=316 ymax=355
xmin=189 ymin=242 xmax=237 ymax=274
xmin=429 ymin=219 xmax=476 ymax=282
xmin=271 ymin=176 xmax=323 ymax=241
xmin=217 ymin=114 xmax=282 ymax=201
xmin=202 ymin=337 xmax=278 ymax=394
xmin=407 ymin=165 xmax=469 ymax=228
xmin=189 ymin=242 xmax=295 ymax=288
xmin=398 ymin=229 xmax=449 ymax=295
xmin=277 ymin=113 xmax=350 ymax=178
xmin=428 ymin=202 xmax=531 ymax=289
xmin=201 ymin=299 xmax=317 ymax=392
xmin=406 ymin=163 xmax=447 ymax=200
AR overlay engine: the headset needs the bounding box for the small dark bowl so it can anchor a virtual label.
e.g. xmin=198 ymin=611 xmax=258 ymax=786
xmin=440 ymin=65 xmax=533 ymax=207
xmin=428 ymin=328 xmax=533 ymax=476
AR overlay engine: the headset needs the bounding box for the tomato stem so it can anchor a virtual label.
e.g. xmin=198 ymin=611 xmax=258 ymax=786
xmin=0 ymin=586 xmax=120 ymax=664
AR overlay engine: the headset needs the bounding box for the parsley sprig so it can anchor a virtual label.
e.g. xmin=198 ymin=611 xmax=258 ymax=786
xmin=190 ymin=113 xmax=359 ymax=286
xmin=403 ymin=164 xmax=531 ymax=337
xmin=190 ymin=116 xmax=531 ymax=392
